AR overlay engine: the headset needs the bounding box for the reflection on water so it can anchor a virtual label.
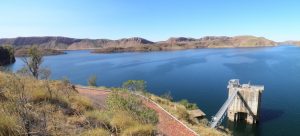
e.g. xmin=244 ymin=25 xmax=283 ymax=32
xmin=260 ymin=108 xmax=284 ymax=123
xmin=227 ymin=121 xmax=260 ymax=136
xmin=226 ymin=108 xmax=284 ymax=136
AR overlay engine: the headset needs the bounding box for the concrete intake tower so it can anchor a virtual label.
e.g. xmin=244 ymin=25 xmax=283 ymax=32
xmin=210 ymin=79 xmax=264 ymax=128
xmin=227 ymin=79 xmax=264 ymax=124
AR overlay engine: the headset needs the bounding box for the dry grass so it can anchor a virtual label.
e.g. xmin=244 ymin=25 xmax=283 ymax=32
xmin=0 ymin=72 xmax=159 ymax=135
xmin=69 ymin=95 xmax=93 ymax=112
xmin=110 ymin=111 xmax=139 ymax=131
xmin=0 ymin=111 xmax=23 ymax=136
xmin=0 ymin=72 xmax=98 ymax=135
xmin=121 ymin=124 xmax=155 ymax=136
xmin=148 ymin=93 xmax=230 ymax=136
xmin=81 ymin=128 xmax=110 ymax=136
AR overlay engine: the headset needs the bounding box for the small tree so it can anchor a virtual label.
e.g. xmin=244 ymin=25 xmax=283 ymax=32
xmin=22 ymin=46 xmax=43 ymax=79
xmin=122 ymin=80 xmax=146 ymax=92
xmin=61 ymin=77 xmax=73 ymax=98
xmin=88 ymin=75 xmax=97 ymax=87
xmin=178 ymin=99 xmax=199 ymax=110
xmin=40 ymin=68 xmax=52 ymax=99
xmin=161 ymin=91 xmax=173 ymax=101
xmin=3 ymin=45 xmax=15 ymax=63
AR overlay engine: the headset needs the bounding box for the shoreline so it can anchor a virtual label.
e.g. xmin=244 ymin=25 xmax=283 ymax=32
xmin=15 ymin=44 xmax=296 ymax=57
xmin=57 ymin=44 xmax=290 ymax=54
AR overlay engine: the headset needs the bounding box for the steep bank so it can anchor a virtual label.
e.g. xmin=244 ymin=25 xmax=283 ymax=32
xmin=0 ymin=72 xmax=159 ymax=136
xmin=0 ymin=46 xmax=15 ymax=66
xmin=0 ymin=36 xmax=277 ymax=54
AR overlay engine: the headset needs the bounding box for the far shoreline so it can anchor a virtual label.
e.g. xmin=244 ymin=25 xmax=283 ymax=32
xmin=15 ymin=44 xmax=296 ymax=57
xmin=57 ymin=44 xmax=293 ymax=54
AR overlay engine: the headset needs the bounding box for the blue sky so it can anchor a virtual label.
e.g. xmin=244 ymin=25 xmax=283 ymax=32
xmin=0 ymin=0 xmax=299 ymax=41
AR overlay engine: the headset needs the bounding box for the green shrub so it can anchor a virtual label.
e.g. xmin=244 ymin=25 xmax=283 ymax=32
xmin=88 ymin=75 xmax=97 ymax=87
xmin=178 ymin=99 xmax=199 ymax=110
xmin=135 ymin=107 xmax=158 ymax=124
xmin=122 ymin=80 xmax=146 ymax=92
xmin=106 ymin=91 xmax=158 ymax=124
xmin=161 ymin=91 xmax=173 ymax=101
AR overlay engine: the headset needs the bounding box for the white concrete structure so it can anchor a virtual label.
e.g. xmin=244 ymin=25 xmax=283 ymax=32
xmin=227 ymin=79 xmax=264 ymax=124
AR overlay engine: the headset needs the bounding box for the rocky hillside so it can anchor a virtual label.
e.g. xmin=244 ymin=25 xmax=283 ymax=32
xmin=280 ymin=41 xmax=300 ymax=46
xmin=0 ymin=37 xmax=153 ymax=50
xmin=162 ymin=35 xmax=277 ymax=48
xmin=0 ymin=36 xmax=277 ymax=53
xmin=0 ymin=46 xmax=15 ymax=66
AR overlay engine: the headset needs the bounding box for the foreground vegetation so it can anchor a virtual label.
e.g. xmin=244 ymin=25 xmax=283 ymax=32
xmin=0 ymin=72 xmax=159 ymax=136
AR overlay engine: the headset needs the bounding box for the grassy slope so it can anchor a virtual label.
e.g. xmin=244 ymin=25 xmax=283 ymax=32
xmin=145 ymin=93 xmax=230 ymax=136
xmin=0 ymin=72 xmax=157 ymax=136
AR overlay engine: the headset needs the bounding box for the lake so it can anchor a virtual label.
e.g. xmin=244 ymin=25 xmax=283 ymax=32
xmin=7 ymin=45 xmax=300 ymax=136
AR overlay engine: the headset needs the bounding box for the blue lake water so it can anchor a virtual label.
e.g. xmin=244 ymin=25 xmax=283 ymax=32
xmin=7 ymin=45 xmax=300 ymax=136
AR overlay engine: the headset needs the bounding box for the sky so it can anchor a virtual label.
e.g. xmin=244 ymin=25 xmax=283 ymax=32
xmin=0 ymin=0 xmax=299 ymax=42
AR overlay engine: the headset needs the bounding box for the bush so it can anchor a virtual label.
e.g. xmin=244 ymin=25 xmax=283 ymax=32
xmin=30 ymin=86 xmax=50 ymax=102
xmin=110 ymin=111 xmax=139 ymax=132
xmin=122 ymin=80 xmax=146 ymax=92
xmin=135 ymin=108 xmax=158 ymax=124
xmin=0 ymin=111 xmax=23 ymax=136
xmin=178 ymin=99 xmax=199 ymax=110
xmin=0 ymin=46 xmax=15 ymax=66
xmin=106 ymin=91 xmax=158 ymax=124
xmin=122 ymin=124 xmax=155 ymax=136
xmin=177 ymin=107 xmax=190 ymax=121
xmin=88 ymin=75 xmax=97 ymax=87
xmin=161 ymin=91 xmax=173 ymax=101
xmin=69 ymin=95 xmax=93 ymax=112
xmin=85 ymin=110 xmax=112 ymax=129
xmin=82 ymin=128 xmax=110 ymax=136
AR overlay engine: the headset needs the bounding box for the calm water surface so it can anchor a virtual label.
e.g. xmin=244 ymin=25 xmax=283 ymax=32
xmin=7 ymin=46 xmax=300 ymax=136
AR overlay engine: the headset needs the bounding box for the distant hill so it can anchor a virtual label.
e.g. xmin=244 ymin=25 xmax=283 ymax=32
xmin=280 ymin=41 xmax=300 ymax=46
xmin=0 ymin=36 xmax=278 ymax=54
xmin=161 ymin=35 xmax=277 ymax=48
xmin=0 ymin=46 xmax=15 ymax=66
xmin=0 ymin=37 xmax=154 ymax=50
